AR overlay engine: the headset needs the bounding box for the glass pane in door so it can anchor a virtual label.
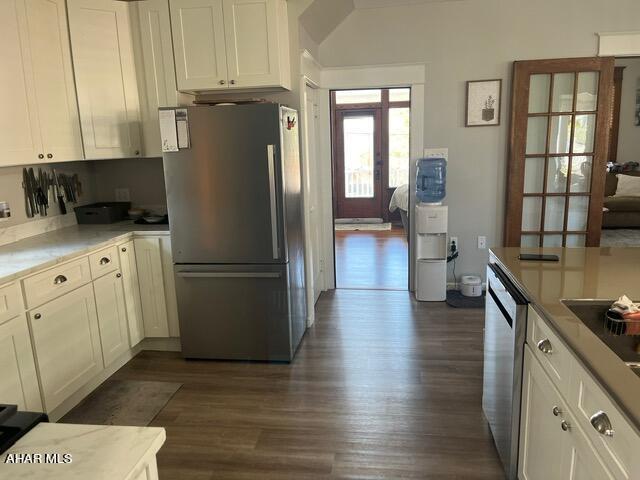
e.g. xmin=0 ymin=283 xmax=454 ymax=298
xmin=573 ymin=114 xmax=596 ymax=153
xmin=388 ymin=108 xmax=410 ymax=188
xmin=528 ymin=74 xmax=551 ymax=113
xmin=335 ymin=89 xmax=382 ymax=104
xmin=546 ymin=157 xmax=569 ymax=193
xmin=526 ymin=117 xmax=548 ymax=154
xmin=570 ymin=156 xmax=592 ymax=192
xmin=522 ymin=197 xmax=542 ymax=231
xmin=524 ymin=157 xmax=545 ymax=193
xmin=552 ymin=73 xmax=575 ymax=112
xmin=343 ymin=116 xmax=375 ymax=198
xmin=549 ymin=115 xmax=572 ymax=154
xmin=576 ymin=72 xmax=599 ymax=111
xmin=544 ymin=197 xmax=566 ymax=231
xmin=567 ymin=196 xmax=589 ymax=231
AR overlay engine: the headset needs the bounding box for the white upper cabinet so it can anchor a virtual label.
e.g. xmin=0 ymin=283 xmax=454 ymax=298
xmin=170 ymin=0 xmax=290 ymax=93
xmin=170 ymin=0 xmax=228 ymax=91
xmin=135 ymin=0 xmax=178 ymax=157
xmin=0 ymin=0 xmax=83 ymax=167
xmin=67 ymin=0 xmax=142 ymax=160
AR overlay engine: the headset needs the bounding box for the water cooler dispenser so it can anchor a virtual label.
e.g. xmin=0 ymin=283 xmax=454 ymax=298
xmin=415 ymin=157 xmax=448 ymax=301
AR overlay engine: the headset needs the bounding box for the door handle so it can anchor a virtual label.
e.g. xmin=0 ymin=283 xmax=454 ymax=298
xmin=177 ymin=272 xmax=281 ymax=279
xmin=267 ymin=144 xmax=279 ymax=259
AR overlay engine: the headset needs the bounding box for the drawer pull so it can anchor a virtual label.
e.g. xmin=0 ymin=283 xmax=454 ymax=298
xmin=53 ymin=275 xmax=67 ymax=285
xmin=561 ymin=420 xmax=570 ymax=431
xmin=116 ymin=273 xmax=122 ymax=278
xmin=552 ymin=406 xmax=562 ymax=417
xmin=34 ymin=313 xmax=41 ymax=320
xmin=121 ymin=247 xmax=127 ymax=252
xmin=590 ymin=411 xmax=614 ymax=437
xmin=537 ymin=338 xmax=553 ymax=355
xmin=99 ymin=257 xmax=111 ymax=265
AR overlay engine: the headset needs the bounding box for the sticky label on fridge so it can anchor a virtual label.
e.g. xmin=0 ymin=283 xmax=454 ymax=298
xmin=159 ymin=109 xmax=178 ymax=152
xmin=175 ymin=108 xmax=190 ymax=149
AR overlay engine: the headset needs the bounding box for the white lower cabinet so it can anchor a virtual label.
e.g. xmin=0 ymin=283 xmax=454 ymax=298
xmin=118 ymin=240 xmax=145 ymax=347
xmin=519 ymin=347 xmax=615 ymax=480
xmin=0 ymin=315 xmax=42 ymax=411
xmin=29 ymin=284 xmax=103 ymax=412
xmin=93 ymin=270 xmax=129 ymax=367
xmin=135 ymin=237 xmax=170 ymax=337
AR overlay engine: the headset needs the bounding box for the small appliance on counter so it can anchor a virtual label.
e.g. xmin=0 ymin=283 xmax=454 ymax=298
xmin=74 ymin=202 xmax=131 ymax=224
xmin=0 ymin=404 xmax=48 ymax=455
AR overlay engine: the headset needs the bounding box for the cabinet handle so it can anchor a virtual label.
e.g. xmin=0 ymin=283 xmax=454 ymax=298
xmin=47 ymin=153 xmax=53 ymax=159
xmin=116 ymin=273 xmax=122 ymax=278
xmin=552 ymin=406 xmax=562 ymax=417
xmin=537 ymin=338 xmax=553 ymax=355
xmin=38 ymin=153 xmax=44 ymax=159
xmin=99 ymin=257 xmax=111 ymax=265
xmin=134 ymin=150 xmax=140 ymax=156
xmin=590 ymin=411 xmax=614 ymax=437
xmin=219 ymin=80 xmax=226 ymax=85
xmin=121 ymin=247 xmax=127 ymax=252
xmin=34 ymin=313 xmax=41 ymax=320
xmin=230 ymin=79 xmax=236 ymax=85
xmin=561 ymin=420 xmax=570 ymax=431
xmin=53 ymin=274 xmax=67 ymax=285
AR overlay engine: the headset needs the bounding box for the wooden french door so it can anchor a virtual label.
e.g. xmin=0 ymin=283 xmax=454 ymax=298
xmin=334 ymin=108 xmax=383 ymax=219
xmin=505 ymin=57 xmax=614 ymax=247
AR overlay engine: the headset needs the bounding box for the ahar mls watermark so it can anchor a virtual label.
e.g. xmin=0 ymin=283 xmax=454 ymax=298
xmin=4 ymin=453 xmax=73 ymax=464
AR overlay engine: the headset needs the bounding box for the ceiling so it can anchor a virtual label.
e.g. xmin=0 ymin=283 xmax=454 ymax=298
xmin=353 ymin=0 xmax=464 ymax=8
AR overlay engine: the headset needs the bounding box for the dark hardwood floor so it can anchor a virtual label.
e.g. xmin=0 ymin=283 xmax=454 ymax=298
xmin=335 ymin=227 xmax=408 ymax=290
xmin=110 ymin=289 xmax=503 ymax=479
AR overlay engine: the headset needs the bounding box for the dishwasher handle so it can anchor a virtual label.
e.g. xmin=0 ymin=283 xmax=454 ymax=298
xmin=488 ymin=263 xmax=527 ymax=305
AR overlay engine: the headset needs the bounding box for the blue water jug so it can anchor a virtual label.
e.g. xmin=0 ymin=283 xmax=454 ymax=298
xmin=416 ymin=157 xmax=446 ymax=203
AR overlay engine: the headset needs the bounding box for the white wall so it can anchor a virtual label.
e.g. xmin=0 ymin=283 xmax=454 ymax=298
xmin=318 ymin=0 xmax=640 ymax=280
xmin=616 ymin=58 xmax=640 ymax=164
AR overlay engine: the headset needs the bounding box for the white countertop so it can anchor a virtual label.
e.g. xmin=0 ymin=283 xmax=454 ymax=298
xmin=0 ymin=423 xmax=165 ymax=480
xmin=0 ymin=222 xmax=170 ymax=285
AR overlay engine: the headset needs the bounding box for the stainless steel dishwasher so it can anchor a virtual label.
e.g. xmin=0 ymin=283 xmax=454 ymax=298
xmin=483 ymin=262 xmax=528 ymax=480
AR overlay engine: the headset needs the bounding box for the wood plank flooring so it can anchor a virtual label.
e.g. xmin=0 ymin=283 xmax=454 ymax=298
xmin=335 ymin=227 xmax=408 ymax=290
xmin=109 ymin=289 xmax=503 ymax=479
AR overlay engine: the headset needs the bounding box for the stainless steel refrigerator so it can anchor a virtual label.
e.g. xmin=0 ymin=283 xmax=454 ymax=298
xmin=161 ymin=104 xmax=307 ymax=361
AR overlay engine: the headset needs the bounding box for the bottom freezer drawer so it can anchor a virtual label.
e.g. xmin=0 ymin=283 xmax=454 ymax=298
xmin=174 ymin=264 xmax=292 ymax=361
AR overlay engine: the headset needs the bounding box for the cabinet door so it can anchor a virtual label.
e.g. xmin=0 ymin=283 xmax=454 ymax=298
xmin=519 ymin=347 xmax=569 ymax=480
xmin=0 ymin=315 xmax=43 ymax=411
xmin=93 ymin=271 xmax=129 ymax=367
xmin=24 ymin=0 xmax=83 ymax=162
xmin=0 ymin=0 xmax=43 ymax=166
xmin=223 ymin=0 xmax=288 ymax=89
xmin=67 ymin=0 xmax=142 ymax=159
xmin=170 ymin=0 xmax=228 ymax=91
xmin=134 ymin=237 xmax=169 ymax=337
xmin=136 ymin=0 xmax=178 ymax=157
xmin=29 ymin=284 xmax=103 ymax=412
xmin=119 ymin=241 xmax=145 ymax=347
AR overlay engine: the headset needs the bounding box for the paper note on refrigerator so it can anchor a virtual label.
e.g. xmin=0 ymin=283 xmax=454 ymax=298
xmin=159 ymin=109 xmax=178 ymax=152
xmin=175 ymin=108 xmax=190 ymax=149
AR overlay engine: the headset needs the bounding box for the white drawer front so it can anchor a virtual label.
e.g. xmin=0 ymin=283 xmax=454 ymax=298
xmin=570 ymin=364 xmax=640 ymax=479
xmin=89 ymin=245 xmax=120 ymax=279
xmin=0 ymin=282 xmax=24 ymax=325
xmin=527 ymin=305 xmax=573 ymax=401
xmin=23 ymin=257 xmax=92 ymax=309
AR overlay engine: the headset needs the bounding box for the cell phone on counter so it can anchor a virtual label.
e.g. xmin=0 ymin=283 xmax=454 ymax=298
xmin=518 ymin=253 xmax=559 ymax=262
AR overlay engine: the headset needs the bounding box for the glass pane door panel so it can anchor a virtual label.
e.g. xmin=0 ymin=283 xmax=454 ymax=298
xmin=335 ymin=89 xmax=382 ymax=104
xmin=389 ymin=88 xmax=411 ymax=102
xmin=544 ymin=197 xmax=566 ymax=231
xmin=576 ymin=72 xmax=599 ymax=111
xmin=566 ymin=234 xmax=586 ymax=247
xmin=567 ymin=196 xmax=589 ymax=231
xmin=543 ymin=234 xmax=563 ymax=247
xmin=388 ymin=108 xmax=410 ymax=188
xmin=528 ymin=74 xmax=551 ymax=113
xmin=524 ymin=157 xmax=545 ymax=193
xmin=343 ymin=116 xmax=375 ymax=198
xmin=546 ymin=156 xmax=569 ymax=193
xmin=570 ymin=156 xmax=592 ymax=192
xmin=526 ymin=117 xmax=548 ymax=154
xmin=552 ymin=73 xmax=575 ymax=112
xmin=549 ymin=115 xmax=572 ymax=154
xmin=573 ymin=114 xmax=596 ymax=153
xmin=521 ymin=235 xmax=540 ymax=247
xmin=522 ymin=197 xmax=542 ymax=231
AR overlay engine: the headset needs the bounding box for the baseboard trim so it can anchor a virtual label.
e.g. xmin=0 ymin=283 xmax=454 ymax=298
xmin=140 ymin=337 xmax=181 ymax=352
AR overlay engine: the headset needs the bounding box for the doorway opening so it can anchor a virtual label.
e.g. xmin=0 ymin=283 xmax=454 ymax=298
xmin=330 ymin=87 xmax=410 ymax=290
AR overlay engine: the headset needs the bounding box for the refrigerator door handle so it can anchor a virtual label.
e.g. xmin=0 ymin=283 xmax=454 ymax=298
xmin=267 ymin=144 xmax=280 ymax=259
xmin=176 ymin=272 xmax=281 ymax=279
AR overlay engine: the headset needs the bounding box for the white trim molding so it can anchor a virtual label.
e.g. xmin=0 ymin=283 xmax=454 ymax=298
xmin=321 ymin=63 xmax=426 ymax=89
xmin=597 ymin=31 xmax=640 ymax=57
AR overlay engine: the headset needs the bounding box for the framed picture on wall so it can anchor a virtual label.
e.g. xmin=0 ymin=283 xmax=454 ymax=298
xmin=466 ymin=79 xmax=502 ymax=127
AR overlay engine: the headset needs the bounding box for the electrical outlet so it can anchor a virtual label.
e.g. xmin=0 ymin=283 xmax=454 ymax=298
xmin=478 ymin=235 xmax=487 ymax=249
xmin=115 ymin=188 xmax=130 ymax=202
xmin=450 ymin=236 xmax=458 ymax=252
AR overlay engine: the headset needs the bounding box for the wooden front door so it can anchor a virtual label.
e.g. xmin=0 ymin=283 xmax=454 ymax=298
xmin=504 ymin=57 xmax=614 ymax=247
xmin=334 ymin=108 xmax=383 ymax=219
